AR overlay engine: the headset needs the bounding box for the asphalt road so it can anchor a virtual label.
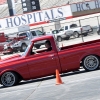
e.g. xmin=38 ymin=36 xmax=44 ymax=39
xmin=0 ymin=29 xmax=100 ymax=100
xmin=0 ymin=69 xmax=100 ymax=100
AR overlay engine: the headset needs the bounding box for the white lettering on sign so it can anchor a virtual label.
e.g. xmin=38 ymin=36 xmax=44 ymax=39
xmin=0 ymin=5 xmax=72 ymax=29
xmin=71 ymin=0 xmax=100 ymax=12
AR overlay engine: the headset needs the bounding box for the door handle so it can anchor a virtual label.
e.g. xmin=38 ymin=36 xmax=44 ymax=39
xmin=48 ymin=54 xmax=54 ymax=57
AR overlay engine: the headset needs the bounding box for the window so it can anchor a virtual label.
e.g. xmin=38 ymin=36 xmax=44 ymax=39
xmin=70 ymin=24 xmax=77 ymax=28
xmin=35 ymin=30 xmax=43 ymax=36
xmin=30 ymin=40 xmax=52 ymax=55
xmin=31 ymin=31 xmax=36 ymax=36
xmin=65 ymin=26 xmax=68 ymax=30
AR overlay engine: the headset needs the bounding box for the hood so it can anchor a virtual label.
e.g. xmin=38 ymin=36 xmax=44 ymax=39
xmin=0 ymin=54 xmax=23 ymax=65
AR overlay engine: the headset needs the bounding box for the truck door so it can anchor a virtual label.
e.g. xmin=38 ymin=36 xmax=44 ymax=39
xmin=58 ymin=49 xmax=80 ymax=72
xmin=26 ymin=40 xmax=60 ymax=79
xmin=64 ymin=26 xmax=73 ymax=36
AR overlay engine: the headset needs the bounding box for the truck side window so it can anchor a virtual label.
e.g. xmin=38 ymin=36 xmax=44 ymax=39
xmin=70 ymin=24 xmax=77 ymax=28
xmin=36 ymin=30 xmax=43 ymax=36
xmin=65 ymin=26 xmax=68 ymax=30
xmin=31 ymin=31 xmax=36 ymax=36
xmin=30 ymin=40 xmax=52 ymax=55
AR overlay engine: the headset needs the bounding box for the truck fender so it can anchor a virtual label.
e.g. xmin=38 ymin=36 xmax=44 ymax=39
xmin=0 ymin=69 xmax=23 ymax=80
xmin=80 ymin=53 xmax=100 ymax=63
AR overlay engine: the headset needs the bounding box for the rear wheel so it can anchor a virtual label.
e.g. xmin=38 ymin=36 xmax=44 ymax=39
xmin=82 ymin=55 xmax=99 ymax=71
xmin=66 ymin=36 xmax=70 ymax=40
xmin=1 ymin=72 xmax=19 ymax=87
xmin=73 ymin=32 xmax=79 ymax=38
xmin=83 ymin=33 xmax=88 ymax=36
xmin=97 ymin=31 xmax=100 ymax=35
xmin=57 ymin=36 xmax=62 ymax=42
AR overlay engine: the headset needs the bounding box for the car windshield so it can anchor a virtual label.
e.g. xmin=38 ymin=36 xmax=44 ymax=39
xmin=21 ymin=42 xmax=32 ymax=57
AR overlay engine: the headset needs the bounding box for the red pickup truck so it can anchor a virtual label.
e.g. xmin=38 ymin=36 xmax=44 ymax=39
xmin=0 ymin=35 xmax=100 ymax=87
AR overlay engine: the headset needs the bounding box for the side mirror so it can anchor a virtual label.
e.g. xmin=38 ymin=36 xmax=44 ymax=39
xmin=43 ymin=32 xmax=46 ymax=35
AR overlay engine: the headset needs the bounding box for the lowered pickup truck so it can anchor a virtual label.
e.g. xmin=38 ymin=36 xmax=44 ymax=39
xmin=0 ymin=35 xmax=100 ymax=87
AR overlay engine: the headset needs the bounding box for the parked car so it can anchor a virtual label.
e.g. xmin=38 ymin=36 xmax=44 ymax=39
xmin=3 ymin=30 xmax=45 ymax=53
xmin=0 ymin=35 xmax=100 ymax=87
xmin=56 ymin=24 xmax=93 ymax=42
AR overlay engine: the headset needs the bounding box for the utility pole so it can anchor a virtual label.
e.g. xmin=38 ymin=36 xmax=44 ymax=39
xmin=7 ymin=0 xmax=16 ymax=16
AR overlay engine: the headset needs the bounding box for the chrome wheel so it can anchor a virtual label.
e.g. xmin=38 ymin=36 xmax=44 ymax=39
xmin=74 ymin=32 xmax=79 ymax=38
xmin=1 ymin=72 xmax=18 ymax=87
xmin=83 ymin=55 xmax=99 ymax=71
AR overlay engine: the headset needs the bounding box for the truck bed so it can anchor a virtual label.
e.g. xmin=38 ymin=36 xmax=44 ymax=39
xmin=61 ymin=39 xmax=100 ymax=51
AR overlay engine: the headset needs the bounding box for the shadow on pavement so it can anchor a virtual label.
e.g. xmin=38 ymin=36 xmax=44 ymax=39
xmin=0 ymin=69 xmax=99 ymax=89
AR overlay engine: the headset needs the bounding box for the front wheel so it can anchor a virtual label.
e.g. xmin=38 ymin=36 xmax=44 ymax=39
xmin=82 ymin=55 xmax=99 ymax=71
xmin=20 ymin=43 xmax=27 ymax=52
xmin=1 ymin=72 xmax=18 ymax=87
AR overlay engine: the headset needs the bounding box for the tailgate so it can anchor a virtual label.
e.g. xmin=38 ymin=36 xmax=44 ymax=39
xmin=82 ymin=25 xmax=92 ymax=31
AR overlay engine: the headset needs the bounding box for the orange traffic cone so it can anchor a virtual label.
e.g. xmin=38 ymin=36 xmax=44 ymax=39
xmin=56 ymin=69 xmax=64 ymax=85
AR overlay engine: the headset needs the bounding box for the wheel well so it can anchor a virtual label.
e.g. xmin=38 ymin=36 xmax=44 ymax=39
xmin=57 ymin=36 xmax=62 ymax=38
xmin=22 ymin=43 xmax=27 ymax=46
xmin=0 ymin=71 xmax=23 ymax=83
xmin=13 ymin=71 xmax=23 ymax=80
xmin=74 ymin=31 xmax=78 ymax=33
xmin=80 ymin=54 xmax=100 ymax=66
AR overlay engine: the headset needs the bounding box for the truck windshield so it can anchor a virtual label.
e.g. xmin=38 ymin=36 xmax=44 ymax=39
xmin=21 ymin=42 xmax=32 ymax=56
xmin=19 ymin=33 xmax=28 ymax=37
xmin=59 ymin=27 xmax=64 ymax=31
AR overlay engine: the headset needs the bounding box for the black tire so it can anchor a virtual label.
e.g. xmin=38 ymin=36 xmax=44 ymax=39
xmin=73 ymin=32 xmax=79 ymax=38
xmin=20 ymin=43 xmax=27 ymax=52
xmin=57 ymin=36 xmax=62 ymax=42
xmin=66 ymin=36 xmax=70 ymax=40
xmin=82 ymin=55 xmax=99 ymax=71
xmin=97 ymin=31 xmax=100 ymax=35
xmin=1 ymin=72 xmax=19 ymax=87
xmin=83 ymin=33 xmax=88 ymax=37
